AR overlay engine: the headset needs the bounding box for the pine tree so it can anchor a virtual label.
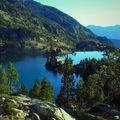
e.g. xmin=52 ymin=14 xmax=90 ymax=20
xmin=41 ymin=77 xmax=54 ymax=103
xmin=21 ymin=84 xmax=28 ymax=95
xmin=0 ymin=65 xmax=10 ymax=94
xmin=57 ymin=57 xmax=75 ymax=106
xmin=29 ymin=80 xmax=41 ymax=99
xmin=8 ymin=62 xmax=19 ymax=92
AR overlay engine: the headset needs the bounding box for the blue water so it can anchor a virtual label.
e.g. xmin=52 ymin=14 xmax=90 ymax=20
xmin=58 ymin=51 xmax=104 ymax=65
xmin=3 ymin=51 xmax=104 ymax=96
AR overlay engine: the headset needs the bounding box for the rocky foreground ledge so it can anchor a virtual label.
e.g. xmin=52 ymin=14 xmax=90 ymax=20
xmin=0 ymin=94 xmax=75 ymax=120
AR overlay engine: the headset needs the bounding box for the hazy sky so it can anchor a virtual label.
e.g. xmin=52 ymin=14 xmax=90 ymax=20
xmin=34 ymin=0 xmax=120 ymax=26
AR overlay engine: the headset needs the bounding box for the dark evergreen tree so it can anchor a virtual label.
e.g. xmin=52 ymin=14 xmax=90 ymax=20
xmin=29 ymin=80 xmax=41 ymax=99
xmin=17 ymin=84 xmax=22 ymax=94
xmin=57 ymin=57 xmax=75 ymax=106
xmin=41 ymin=77 xmax=54 ymax=103
xmin=0 ymin=65 xmax=10 ymax=94
xmin=21 ymin=84 xmax=28 ymax=95
xmin=76 ymin=49 xmax=120 ymax=109
xmin=8 ymin=62 xmax=19 ymax=92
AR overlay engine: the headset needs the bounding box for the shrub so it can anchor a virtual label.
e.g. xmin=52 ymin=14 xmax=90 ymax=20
xmin=3 ymin=101 xmax=18 ymax=115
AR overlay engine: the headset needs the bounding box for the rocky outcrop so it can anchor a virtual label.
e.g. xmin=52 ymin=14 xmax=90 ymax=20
xmin=0 ymin=95 xmax=120 ymax=120
xmin=89 ymin=102 xmax=120 ymax=120
xmin=32 ymin=102 xmax=75 ymax=120
xmin=89 ymin=102 xmax=120 ymax=115
xmin=0 ymin=94 xmax=75 ymax=120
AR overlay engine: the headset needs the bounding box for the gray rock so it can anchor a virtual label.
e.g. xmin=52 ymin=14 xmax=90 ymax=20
xmin=5 ymin=98 xmax=17 ymax=105
xmin=32 ymin=102 xmax=75 ymax=120
xmin=51 ymin=118 xmax=57 ymax=120
xmin=90 ymin=102 xmax=120 ymax=116
xmin=0 ymin=97 xmax=5 ymax=104
xmin=114 ymin=115 xmax=119 ymax=120
xmin=1 ymin=97 xmax=5 ymax=102
xmin=16 ymin=94 xmax=31 ymax=102
xmin=110 ymin=109 xmax=120 ymax=116
xmin=11 ymin=108 xmax=28 ymax=119
xmin=29 ymin=113 xmax=41 ymax=120
xmin=0 ymin=95 xmax=75 ymax=120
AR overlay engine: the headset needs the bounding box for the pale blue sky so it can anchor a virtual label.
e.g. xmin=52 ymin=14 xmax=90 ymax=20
xmin=34 ymin=0 xmax=120 ymax=26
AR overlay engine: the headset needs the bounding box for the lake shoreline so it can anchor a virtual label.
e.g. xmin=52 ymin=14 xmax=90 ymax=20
xmin=2 ymin=51 xmax=104 ymax=96
xmin=0 ymin=49 xmax=104 ymax=64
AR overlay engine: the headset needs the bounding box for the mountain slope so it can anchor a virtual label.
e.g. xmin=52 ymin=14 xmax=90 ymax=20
xmin=111 ymin=39 xmax=120 ymax=48
xmin=87 ymin=25 xmax=120 ymax=48
xmin=0 ymin=0 xmax=110 ymax=55
xmin=24 ymin=0 xmax=96 ymax=40
xmin=87 ymin=25 xmax=120 ymax=39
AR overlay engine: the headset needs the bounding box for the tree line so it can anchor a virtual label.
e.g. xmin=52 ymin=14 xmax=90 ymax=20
xmin=0 ymin=63 xmax=54 ymax=103
xmin=57 ymin=49 xmax=120 ymax=111
xmin=0 ymin=49 xmax=120 ymax=110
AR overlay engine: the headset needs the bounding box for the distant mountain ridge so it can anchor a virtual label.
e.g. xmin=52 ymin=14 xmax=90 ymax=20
xmin=0 ymin=0 xmax=111 ymax=55
xmin=87 ymin=25 xmax=120 ymax=48
xmin=87 ymin=25 xmax=120 ymax=39
xmin=111 ymin=39 xmax=120 ymax=48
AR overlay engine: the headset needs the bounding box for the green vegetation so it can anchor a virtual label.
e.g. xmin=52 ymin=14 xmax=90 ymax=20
xmin=30 ymin=77 xmax=54 ymax=103
xmin=40 ymin=77 xmax=54 ymax=103
xmin=0 ymin=0 xmax=119 ymax=119
xmin=0 ymin=0 xmax=112 ymax=56
xmin=29 ymin=80 xmax=41 ymax=99
xmin=0 ymin=65 xmax=10 ymax=94
xmin=0 ymin=62 xmax=55 ymax=104
xmin=0 ymin=63 xmax=54 ymax=103
xmin=53 ymin=49 xmax=120 ymax=119
xmin=3 ymin=101 xmax=18 ymax=115
xmin=8 ymin=62 xmax=19 ymax=92
xmin=57 ymin=57 xmax=75 ymax=106
xmin=20 ymin=84 xmax=28 ymax=95
xmin=0 ymin=62 xmax=20 ymax=94
xmin=76 ymin=50 xmax=120 ymax=110
xmin=0 ymin=0 xmax=74 ymax=54
xmin=0 ymin=49 xmax=120 ymax=119
xmin=46 ymin=49 xmax=120 ymax=112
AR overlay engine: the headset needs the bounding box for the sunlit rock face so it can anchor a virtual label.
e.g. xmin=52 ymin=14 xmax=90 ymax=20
xmin=0 ymin=94 xmax=75 ymax=120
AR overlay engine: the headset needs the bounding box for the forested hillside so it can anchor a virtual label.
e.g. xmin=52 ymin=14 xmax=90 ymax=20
xmin=0 ymin=0 xmax=112 ymax=55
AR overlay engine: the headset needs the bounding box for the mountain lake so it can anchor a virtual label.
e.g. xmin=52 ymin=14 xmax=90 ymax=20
xmin=2 ymin=51 xmax=104 ymax=96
